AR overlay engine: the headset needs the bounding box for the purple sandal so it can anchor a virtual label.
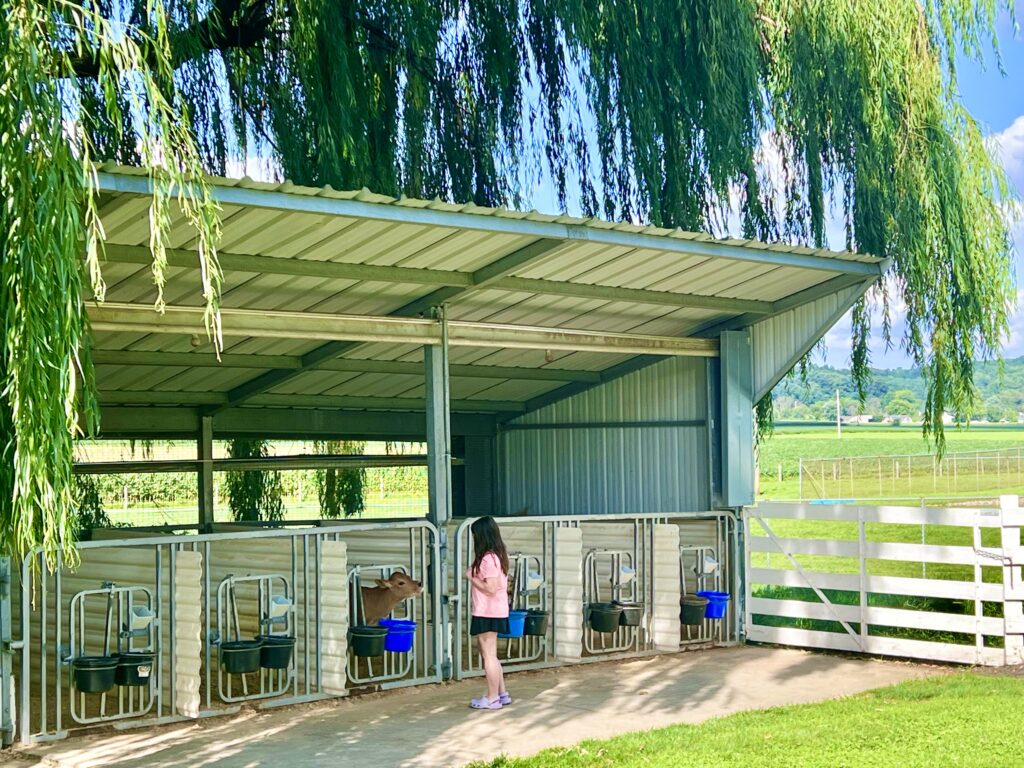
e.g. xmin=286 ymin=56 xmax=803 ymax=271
xmin=470 ymin=696 xmax=503 ymax=710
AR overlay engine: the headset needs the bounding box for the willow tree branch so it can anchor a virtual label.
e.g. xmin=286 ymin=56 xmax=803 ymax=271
xmin=68 ymin=0 xmax=273 ymax=79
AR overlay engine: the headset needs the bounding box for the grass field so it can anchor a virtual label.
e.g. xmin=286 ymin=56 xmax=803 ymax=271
xmin=467 ymin=673 xmax=1023 ymax=768
xmin=100 ymin=494 xmax=428 ymax=528
xmin=758 ymin=424 xmax=1024 ymax=502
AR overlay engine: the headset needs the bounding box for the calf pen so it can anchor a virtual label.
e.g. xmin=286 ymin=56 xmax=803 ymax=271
xmin=452 ymin=513 xmax=739 ymax=680
xmin=7 ymin=511 xmax=739 ymax=745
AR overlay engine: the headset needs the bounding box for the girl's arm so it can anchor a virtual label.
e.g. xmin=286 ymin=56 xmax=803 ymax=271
xmin=467 ymin=575 xmax=505 ymax=596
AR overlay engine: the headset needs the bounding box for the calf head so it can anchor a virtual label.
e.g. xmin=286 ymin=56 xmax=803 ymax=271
xmin=360 ymin=571 xmax=423 ymax=624
xmin=375 ymin=571 xmax=423 ymax=600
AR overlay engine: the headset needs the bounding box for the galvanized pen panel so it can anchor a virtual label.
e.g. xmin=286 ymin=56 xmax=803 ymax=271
xmin=14 ymin=522 xmax=442 ymax=745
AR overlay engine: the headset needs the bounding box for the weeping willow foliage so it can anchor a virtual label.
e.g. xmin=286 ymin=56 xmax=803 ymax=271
xmin=0 ymin=1 xmax=221 ymax=568
xmin=2 ymin=0 xmax=1016 ymax=563
xmin=315 ymin=441 xmax=366 ymax=519
xmin=225 ymin=439 xmax=285 ymax=521
xmin=128 ymin=0 xmax=1012 ymax=444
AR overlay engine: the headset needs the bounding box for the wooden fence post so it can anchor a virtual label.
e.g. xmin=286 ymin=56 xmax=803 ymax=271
xmin=999 ymin=495 xmax=1024 ymax=665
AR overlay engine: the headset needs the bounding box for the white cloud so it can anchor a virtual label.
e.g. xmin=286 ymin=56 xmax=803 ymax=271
xmin=816 ymin=118 xmax=1024 ymax=370
xmin=992 ymin=115 xmax=1024 ymax=190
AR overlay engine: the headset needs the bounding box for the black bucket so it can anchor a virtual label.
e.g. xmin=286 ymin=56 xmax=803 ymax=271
xmin=220 ymin=640 xmax=262 ymax=674
xmin=258 ymin=635 xmax=296 ymax=669
xmin=524 ymin=609 xmax=549 ymax=636
xmin=614 ymin=601 xmax=643 ymax=627
xmin=73 ymin=655 xmax=119 ymax=693
xmin=350 ymin=625 xmax=388 ymax=657
xmin=680 ymin=595 xmax=709 ymax=625
xmin=588 ymin=602 xmax=623 ymax=633
xmin=115 ymin=652 xmax=155 ymax=686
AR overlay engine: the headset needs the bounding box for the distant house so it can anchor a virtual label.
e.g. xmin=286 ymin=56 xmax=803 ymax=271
xmin=840 ymin=414 xmax=873 ymax=425
xmin=881 ymin=414 xmax=914 ymax=425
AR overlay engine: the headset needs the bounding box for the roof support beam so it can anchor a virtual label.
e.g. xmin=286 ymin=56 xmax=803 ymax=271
xmin=94 ymin=406 xmax=497 ymax=439
xmin=102 ymin=243 xmax=471 ymax=287
xmin=491 ymin=276 xmax=772 ymax=314
xmin=97 ymin=390 xmax=527 ymax=413
xmin=91 ymin=349 xmax=602 ymax=383
xmin=371 ymin=237 xmax=563 ymax=318
xmin=98 ymin=172 xmax=883 ymax=275
xmin=87 ymin=303 xmax=719 ymax=357
xmin=210 ymin=237 xmax=563 ymax=412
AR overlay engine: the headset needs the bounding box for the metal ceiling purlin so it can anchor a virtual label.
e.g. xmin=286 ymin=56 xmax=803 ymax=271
xmin=91 ymin=350 xmax=602 ymax=383
xmin=206 ymin=237 xmax=565 ymax=413
xmin=100 ymin=244 xmax=775 ymax=313
xmin=95 ymin=406 xmax=498 ymax=439
xmin=97 ymin=390 xmax=526 ymax=413
xmin=96 ymin=170 xmax=881 ymax=276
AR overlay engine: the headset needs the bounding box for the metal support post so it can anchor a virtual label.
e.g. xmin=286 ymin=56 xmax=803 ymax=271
xmin=198 ymin=415 xmax=215 ymax=533
xmin=0 ymin=557 xmax=12 ymax=746
xmin=426 ymin=308 xmax=453 ymax=679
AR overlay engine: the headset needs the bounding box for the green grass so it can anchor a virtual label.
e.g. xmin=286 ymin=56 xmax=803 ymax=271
xmin=468 ymin=673 xmax=1024 ymax=768
xmin=758 ymin=424 xmax=1024 ymax=502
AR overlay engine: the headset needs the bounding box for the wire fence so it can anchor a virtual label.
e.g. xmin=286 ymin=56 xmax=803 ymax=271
xmin=76 ymin=440 xmax=431 ymax=527
xmin=795 ymin=447 xmax=1024 ymax=502
xmin=93 ymin=467 xmax=429 ymax=528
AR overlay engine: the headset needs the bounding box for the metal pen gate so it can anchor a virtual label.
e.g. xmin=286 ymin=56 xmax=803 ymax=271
xmin=13 ymin=521 xmax=442 ymax=744
xmin=453 ymin=513 xmax=741 ymax=679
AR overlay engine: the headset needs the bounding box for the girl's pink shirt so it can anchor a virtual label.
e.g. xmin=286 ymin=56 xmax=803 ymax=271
xmin=469 ymin=552 xmax=509 ymax=618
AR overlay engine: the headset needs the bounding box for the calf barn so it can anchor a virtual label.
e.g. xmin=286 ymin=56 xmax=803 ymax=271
xmin=4 ymin=165 xmax=884 ymax=745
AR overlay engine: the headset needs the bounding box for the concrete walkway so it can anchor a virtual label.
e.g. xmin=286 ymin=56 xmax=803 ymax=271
xmin=14 ymin=647 xmax=936 ymax=768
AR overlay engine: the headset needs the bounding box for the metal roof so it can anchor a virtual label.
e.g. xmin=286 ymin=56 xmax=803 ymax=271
xmin=88 ymin=164 xmax=884 ymax=417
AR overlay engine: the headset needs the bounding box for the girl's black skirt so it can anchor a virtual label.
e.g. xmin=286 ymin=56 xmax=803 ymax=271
xmin=470 ymin=616 xmax=510 ymax=636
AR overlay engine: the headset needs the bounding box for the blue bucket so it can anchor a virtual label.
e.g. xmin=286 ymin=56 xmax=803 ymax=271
xmin=499 ymin=610 xmax=528 ymax=639
xmin=696 ymin=591 xmax=730 ymax=619
xmin=380 ymin=618 xmax=417 ymax=653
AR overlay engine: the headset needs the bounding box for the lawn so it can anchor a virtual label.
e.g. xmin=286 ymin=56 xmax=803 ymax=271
xmin=758 ymin=424 xmax=1024 ymax=502
xmin=468 ymin=673 xmax=1023 ymax=768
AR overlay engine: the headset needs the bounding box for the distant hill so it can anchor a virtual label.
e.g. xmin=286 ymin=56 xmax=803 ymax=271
xmin=771 ymin=357 xmax=1024 ymax=422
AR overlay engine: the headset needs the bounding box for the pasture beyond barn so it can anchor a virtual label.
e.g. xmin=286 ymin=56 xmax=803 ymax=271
xmin=15 ymin=646 xmax=933 ymax=768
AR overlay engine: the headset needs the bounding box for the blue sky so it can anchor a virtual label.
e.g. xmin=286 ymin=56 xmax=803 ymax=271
xmin=821 ymin=10 xmax=1024 ymax=369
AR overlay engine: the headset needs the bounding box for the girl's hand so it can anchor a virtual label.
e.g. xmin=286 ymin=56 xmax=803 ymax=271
xmin=464 ymin=566 xmax=473 ymax=580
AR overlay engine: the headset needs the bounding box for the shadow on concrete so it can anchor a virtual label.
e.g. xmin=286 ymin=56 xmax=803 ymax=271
xmin=18 ymin=646 xmax=934 ymax=768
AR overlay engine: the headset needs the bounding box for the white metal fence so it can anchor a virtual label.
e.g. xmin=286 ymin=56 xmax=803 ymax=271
xmin=744 ymin=497 xmax=1024 ymax=665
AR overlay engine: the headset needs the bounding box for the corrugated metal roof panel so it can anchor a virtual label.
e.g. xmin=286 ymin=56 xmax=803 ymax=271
xmin=87 ymin=166 xmax=881 ymax=413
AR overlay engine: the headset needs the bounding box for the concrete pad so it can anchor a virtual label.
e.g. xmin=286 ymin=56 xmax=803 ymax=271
xmin=15 ymin=647 xmax=938 ymax=768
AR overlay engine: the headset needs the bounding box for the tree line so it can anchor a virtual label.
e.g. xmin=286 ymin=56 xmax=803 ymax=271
xmin=773 ymin=357 xmax=1024 ymax=423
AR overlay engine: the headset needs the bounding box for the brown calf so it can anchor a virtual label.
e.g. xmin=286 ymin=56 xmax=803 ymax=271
xmin=359 ymin=571 xmax=423 ymax=625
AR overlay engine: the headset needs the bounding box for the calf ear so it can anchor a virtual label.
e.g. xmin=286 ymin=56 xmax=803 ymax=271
xmin=374 ymin=578 xmax=392 ymax=589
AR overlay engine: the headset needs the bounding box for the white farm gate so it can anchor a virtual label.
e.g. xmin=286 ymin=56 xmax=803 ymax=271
xmin=744 ymin=496 xmax=1024 ymax=665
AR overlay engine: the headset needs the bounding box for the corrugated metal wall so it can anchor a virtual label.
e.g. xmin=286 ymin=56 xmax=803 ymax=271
xmin=499 ymin=357 xmax=709 ymax=515
xmin=751 ymin=284 xmax=864 ymax=399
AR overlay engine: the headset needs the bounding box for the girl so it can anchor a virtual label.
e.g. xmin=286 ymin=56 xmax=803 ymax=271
xmin=466 ymin=516 xmax=511 ymax=710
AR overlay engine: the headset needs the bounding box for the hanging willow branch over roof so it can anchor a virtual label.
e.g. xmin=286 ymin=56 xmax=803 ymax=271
xmin=93 ymin=0 xmax=1015 ymax=438
xmin=0 ymin=0 xmax=1016 ymax=564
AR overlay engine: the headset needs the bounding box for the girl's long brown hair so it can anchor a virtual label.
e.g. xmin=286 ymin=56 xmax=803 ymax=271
xmin=471 ymin=516 xmax=509 ymax=576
